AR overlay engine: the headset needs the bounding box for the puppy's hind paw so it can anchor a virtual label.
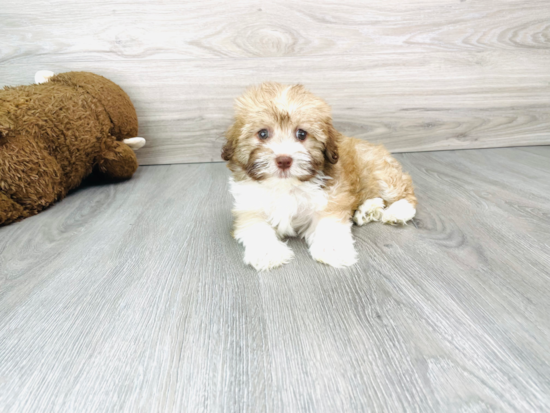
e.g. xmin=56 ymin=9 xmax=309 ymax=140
xmin=381 ymin=199 xmax=416 ymax=225
xmin=243 ymin=240 xmax=294 ymax=271
xmin=353 ymin=197 xmax=385 ymax=226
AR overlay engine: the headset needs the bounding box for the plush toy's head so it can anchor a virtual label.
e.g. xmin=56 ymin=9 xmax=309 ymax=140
xmin=0 ymin=71 xmax=145 ymax=226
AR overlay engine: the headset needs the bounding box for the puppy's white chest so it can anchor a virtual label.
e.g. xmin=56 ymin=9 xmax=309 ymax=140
xmin=267 ymin=186 xmax=322 ymax=236
xmin=230 ymin=177 xmax=328 ymax=237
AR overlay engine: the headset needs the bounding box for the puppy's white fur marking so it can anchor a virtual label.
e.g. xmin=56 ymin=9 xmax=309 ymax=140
xmin=306 ymin=217 xmax=358 ymax=267
xmin=275 ymin=86 xmax=295 ymax=113
xmin=234 ymin=220 xmax=294 ymax=271
xmin=353 ymin=198 xmax=385 ymax=226
xmin=230 ymin=175 xmax=328 ymax=238
xmin=381 ymin=199 xmax=416 ymax=225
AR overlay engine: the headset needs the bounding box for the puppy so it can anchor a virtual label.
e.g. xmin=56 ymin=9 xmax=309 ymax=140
xmin=222 ymin=82 xmax=417 ymax=271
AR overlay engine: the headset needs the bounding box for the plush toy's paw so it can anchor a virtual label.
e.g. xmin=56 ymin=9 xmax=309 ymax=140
xmin=35 ymin=70 xmax=55 ymax=84
xmin=123 ymin=137 xmax=146 ymax=151
xmin=0 ymin=192 xmax=26 ymax=226
xmin=243 ymin=240 xmax=294 ymax=271
xmin=97 ymin=139 xmax=138 ymax=180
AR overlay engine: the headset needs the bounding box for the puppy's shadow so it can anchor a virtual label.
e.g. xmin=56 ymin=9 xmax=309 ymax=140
xmin=286 ymin=237 xmax=310 ymax=257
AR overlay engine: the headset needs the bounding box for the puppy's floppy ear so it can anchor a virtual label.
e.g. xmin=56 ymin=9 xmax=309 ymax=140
xmin=221 ymin=141 xmax=234 ymax=161
xmin=324 ymin=123 xmax=340 ymax=164
xmin=221 ymin=120 xmax=242 ymax=161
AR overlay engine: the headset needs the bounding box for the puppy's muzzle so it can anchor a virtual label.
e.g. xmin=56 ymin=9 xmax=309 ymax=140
xmin=276 ymin=155 xmax=293 ymax=170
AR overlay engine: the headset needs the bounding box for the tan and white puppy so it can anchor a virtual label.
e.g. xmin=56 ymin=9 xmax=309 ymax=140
xmin=222 ymin=82 xmax=417 ymax=271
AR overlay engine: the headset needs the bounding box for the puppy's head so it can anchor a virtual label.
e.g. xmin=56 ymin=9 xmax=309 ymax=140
xmin=222 ymin=82 xmax=340 ymax=181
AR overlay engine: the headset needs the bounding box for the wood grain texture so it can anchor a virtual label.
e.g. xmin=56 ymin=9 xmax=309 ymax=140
xmin=1 ymin=0 xmax=550 ymax=164
xmin=1 ymin=147 xmax=549 ymax=412
xmin=1 ymin=52 xmax=549 ymax=164
xmin=1 ymin=0 xmax=549 ymax=63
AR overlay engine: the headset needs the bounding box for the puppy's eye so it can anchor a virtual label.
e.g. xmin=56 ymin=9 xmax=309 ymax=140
xmin=296 ymin=129 xmax=307 ymax=141
xmin=258 ymin=129 xmax=269 ymax=139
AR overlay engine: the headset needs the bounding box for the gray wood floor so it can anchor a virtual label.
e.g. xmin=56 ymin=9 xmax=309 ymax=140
xmin=1 ymin=147 xmax=549 ymax=412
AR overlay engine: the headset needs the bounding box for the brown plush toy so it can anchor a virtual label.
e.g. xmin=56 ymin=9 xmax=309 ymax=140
xmin=0 ymin=71 xmax=145 ymax=226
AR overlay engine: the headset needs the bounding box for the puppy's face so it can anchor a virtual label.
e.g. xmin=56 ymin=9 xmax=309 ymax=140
xmin=222 ymin=83 xmax=339 ymax=181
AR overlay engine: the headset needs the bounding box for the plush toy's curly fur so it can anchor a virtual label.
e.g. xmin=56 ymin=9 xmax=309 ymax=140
xmin=0 ymin=71 xmax=139 ymax=226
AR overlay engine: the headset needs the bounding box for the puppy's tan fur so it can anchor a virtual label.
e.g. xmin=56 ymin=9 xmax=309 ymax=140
xmin=223 ymin=82 xmax=417 ymax=270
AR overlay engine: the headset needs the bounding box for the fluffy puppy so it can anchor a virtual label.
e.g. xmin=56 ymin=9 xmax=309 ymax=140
xmin=222 ymin=82 xmax=417 ymax=271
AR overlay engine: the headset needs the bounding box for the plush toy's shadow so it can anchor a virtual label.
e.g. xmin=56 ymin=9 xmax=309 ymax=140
xmin=69 ymin=171 xmax=130 ymax=195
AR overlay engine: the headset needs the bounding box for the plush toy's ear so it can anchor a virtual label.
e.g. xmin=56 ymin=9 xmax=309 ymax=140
xmin=325 ymin=123 xmax=340 ymax=164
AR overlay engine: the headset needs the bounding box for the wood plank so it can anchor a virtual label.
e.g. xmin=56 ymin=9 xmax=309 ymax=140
xmin=0 ymin=147 xmax=549 ymax=412
xmin=1 ymin=52 xmax=549 ymax=164
xmin=1 ymin=0 xmax=549 ymax=63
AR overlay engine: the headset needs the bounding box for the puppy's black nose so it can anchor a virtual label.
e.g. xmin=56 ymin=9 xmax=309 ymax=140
xmin=276 ymin=155 xmax=293 ymax=170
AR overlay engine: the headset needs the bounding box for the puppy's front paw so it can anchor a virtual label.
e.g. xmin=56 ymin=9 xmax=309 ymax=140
xmin=308 ymin=220 xmax=358 ymax=268
xmin=243 ymin=240 xmax=294 ymax=271
xmin=310 ymin=237 xmax=358 ymax=267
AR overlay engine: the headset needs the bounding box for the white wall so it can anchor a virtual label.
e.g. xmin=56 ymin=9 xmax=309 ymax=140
xmin=1 ymin=0 xmax=549 ymax=164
